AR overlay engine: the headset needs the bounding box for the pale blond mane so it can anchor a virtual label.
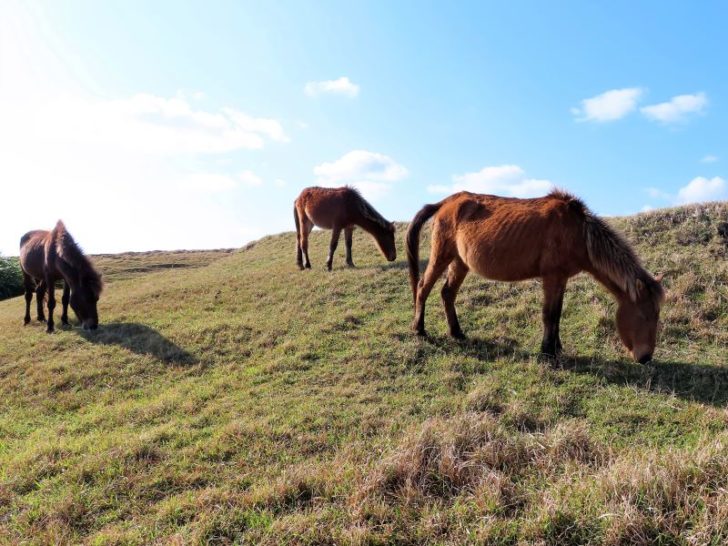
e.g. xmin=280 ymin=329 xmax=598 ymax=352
xmin=582 ymin=211 xmax=663 ymax=305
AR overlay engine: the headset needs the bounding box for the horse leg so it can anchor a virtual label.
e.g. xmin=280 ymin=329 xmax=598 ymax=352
xmin=295 ymin=204 xmax=304 ymax=270
xmin=540 ymin=276 xmax=567 ymax=356
xmin=300 ymin=217 xmax=314 ymax=269
xmin=441 ymin=258 xmax=469 ymax=339
xmin=326 ymin=228 xmax=342 ymax=271
xmin=61 ymin=282 xmax=70 ymax=326
xmin=23 ymin=273 xmax=34 ymax=325
xmin=36 ymin=281 xmax=47 ymax=322
xmin=345 ymin=227 xmax=355 ymax=267
xmin=412 ymin=241 xmax=453 ymax=336
xmin=45 ymin=277 xmax=56 ymax=333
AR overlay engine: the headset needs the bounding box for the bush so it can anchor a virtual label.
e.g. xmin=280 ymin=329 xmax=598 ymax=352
xmin=0 ymin=255 xmax=24 ymax=300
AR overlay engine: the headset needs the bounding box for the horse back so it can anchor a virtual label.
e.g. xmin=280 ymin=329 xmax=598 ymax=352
xmin=296 ymin=186 xmax=358 ymax=229
xmin=19 ymin=230 xmax=54 ymax=281
xmin=438 ymin=192 xmax=588 ymax=281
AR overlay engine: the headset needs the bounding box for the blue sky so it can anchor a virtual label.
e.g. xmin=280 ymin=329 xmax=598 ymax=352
xmin=1 ymin=0 xmax=726 ymax=254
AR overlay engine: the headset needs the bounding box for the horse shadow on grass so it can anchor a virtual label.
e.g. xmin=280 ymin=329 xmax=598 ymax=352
xmin=78 ymin=322 xmax=197 ymax=365
xmin=418 ymin=332 xmax=728 ymax=407
xmin=553 ymin=355 xmax=728 ymax=408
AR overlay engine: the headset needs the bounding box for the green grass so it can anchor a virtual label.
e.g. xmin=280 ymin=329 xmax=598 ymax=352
xmin=0 ymin=202 xmax=726 ymax=544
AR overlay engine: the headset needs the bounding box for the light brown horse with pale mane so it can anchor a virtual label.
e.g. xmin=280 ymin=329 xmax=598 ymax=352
xmin=294 ymin=186 xmax=397 ymax=270
xmin=20 ymin=221 xmax=103 ymax=332
xmin=406 ymin=190 xmax=664 ymax=363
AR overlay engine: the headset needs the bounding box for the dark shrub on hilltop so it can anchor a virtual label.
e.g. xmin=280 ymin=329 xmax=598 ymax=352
xmin=0 ymin=255 xmax=23 ymax=301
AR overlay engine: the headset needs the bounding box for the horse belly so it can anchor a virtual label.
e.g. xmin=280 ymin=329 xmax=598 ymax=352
xmin=457 ymin=234 xmax=541 ymax=282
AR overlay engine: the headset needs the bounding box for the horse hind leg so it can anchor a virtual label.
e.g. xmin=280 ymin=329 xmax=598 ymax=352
xmin=35 ymin=281 xmax=47 ymax=322
xmin=294 ymin=203 xmax=304 ymax=270
xmin=441 ymin=258 xmax=469 ymax=339
xmin=23 ymin=273 xmax=34 ymax=325
xmin=300 ymin=216 xmax=314 ymax=269
xmin=412 ymin=239 xmax=454 ymax=336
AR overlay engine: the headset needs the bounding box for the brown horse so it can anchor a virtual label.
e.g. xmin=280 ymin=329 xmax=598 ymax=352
xmin=19 ymin=221 xmax=103 ymax=332
xmin=294 ymin=186 xmax=397 ymax=270
xmin=406 ymin=191 xmax=664 ymax=363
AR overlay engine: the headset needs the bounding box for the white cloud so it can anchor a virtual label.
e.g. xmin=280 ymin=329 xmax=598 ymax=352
xmin=313 ymin=150 xmax=407 ymax=200
xmin=428 ymin=164 xmax=554 ymax=198
xmin=239 ymin=170 xmax=264 ymax=187
xmin=304 ymin=77 xmax=360 ymax=98
xmin=641 ymin=205 xmax=654 ymax=213
xmin=676 ymin=176 xmax=727 ymax=204
xmin=641 ymin=92 xmax=708 ymax=123
xmin=645 ymin=187 xmax=672 ymax=200
xmin=0 ymin=4 xmax=288 ymax=254
xmin=571 ymin=87 xmax=643 ymax=122
xmin=700 ymin=154 xmax=718 ymax=163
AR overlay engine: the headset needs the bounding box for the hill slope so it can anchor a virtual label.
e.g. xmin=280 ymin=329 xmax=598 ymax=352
xmin=0 ymin=203 xmax=727 ymax=545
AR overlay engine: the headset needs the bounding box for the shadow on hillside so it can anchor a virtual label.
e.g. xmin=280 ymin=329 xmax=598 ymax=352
xmin=554 ymin=355 xmax=728 ymax=407
xmin=78 ymin=322 xmax=197 ymax=365
xmin=422 ymin=332 xmax=529 ymax=361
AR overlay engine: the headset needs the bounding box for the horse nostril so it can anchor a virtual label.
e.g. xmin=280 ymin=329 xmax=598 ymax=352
xmin=638 ymin=353 xmax=653 ymax=364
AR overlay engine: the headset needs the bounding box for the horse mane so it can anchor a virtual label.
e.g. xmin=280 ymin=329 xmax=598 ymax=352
xmin=549 ymin=191 xmax=663 ymax=305
xmin=347 ymin=186 xmax=392 ymax=231
xmin=53 ymin=221 xmax=103 ymax=296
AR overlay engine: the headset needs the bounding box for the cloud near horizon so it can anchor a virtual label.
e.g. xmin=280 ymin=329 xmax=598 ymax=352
xmin=643 ymin=176 xmax=727 ymax=209
xmin=313 ymin=150 xmax=408 ymax=199
xmin=428 ymin=164 xmax=554 ymax=198
xmin=304 ymin=77 xmax=360 ymax=98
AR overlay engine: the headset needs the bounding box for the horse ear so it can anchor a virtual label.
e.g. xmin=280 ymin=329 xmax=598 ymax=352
xmin=389 ymin=222 xmax=396 ymax=232
xmin=635 ymin=278 xmax=645 ymax=300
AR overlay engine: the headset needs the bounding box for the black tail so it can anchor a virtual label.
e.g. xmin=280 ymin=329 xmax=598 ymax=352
xmin=406 ymin=202 xmax=444 ymax=302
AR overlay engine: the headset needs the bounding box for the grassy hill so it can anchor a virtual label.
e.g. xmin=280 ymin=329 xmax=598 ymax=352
xmin=0 ymin=203 xmax=726 ymax=545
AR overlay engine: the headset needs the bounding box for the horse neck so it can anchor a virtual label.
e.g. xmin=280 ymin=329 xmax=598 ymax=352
xmin=587 ymin=266 xmax=630 ymax=304
xmin=352 ymin=208 xmax=387 ymax=240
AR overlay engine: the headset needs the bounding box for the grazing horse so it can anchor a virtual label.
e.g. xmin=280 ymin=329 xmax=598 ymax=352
xmin=406 ymin=191 xmax=664 ymax=363
xmin=294 ymin=186 xmax=397 ymax=270
xmin=19 ymin=221 xmax=103 ymax=332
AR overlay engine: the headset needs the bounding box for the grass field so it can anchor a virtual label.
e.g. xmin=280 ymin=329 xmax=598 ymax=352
xmin=0 ymin=203 xmax=727 ymax=545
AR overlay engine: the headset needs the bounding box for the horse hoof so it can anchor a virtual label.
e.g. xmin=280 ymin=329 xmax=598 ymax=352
xmin=46 ymin=327 xmax=54 ymax=334
xmin=37 ymin=317 xmax=46 ymax=323
xmin=346 ymin=262 xmax=355 ymax=268
xmin=305 ymin=264 xmax=311 ymax=269
xmin=450 ymin=331 xmax=466 ymax=340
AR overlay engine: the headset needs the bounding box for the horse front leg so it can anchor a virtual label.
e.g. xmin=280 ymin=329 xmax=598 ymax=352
xmin=441 ymin=258 xmax=469 ymax=339
xmin=61 ymin=282 xmax=70 ymax=326
xmin=344 ymin=227 xmax=355 ymax=267
xmin=326 ymin=228 xmax=342 ymax=271
xmin=540 ymin=276 xmax=567 ymax=356
xmin=45 ymin=277 xmax=56 ymax=333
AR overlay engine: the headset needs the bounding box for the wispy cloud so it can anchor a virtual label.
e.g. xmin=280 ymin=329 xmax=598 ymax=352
xmin=571 ymin=87 xmax=643 ymax=122
xmin=313 ymin=150 xmax=407 ymax=200
xmin=304 ymin=77 xmax=360 ymax=98
xmin=428 ymin=165 xmax=554 ymax=198
xmin=641 ymin=92 xmax=708 ymax=124
xmin=676 ymin=176 xmax=726 ymax=204
xmin=700 ymin=154 xmax=718 ymax=163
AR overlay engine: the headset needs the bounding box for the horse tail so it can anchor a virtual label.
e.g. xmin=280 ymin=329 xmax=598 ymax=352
xmin=293 ymin=201 xmax=301 ymax=239
xmin=406 ymin=202 xmax=443 ymax=302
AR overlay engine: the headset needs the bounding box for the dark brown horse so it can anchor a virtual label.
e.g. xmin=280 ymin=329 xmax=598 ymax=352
xmin=406 ymin=191 xmax=664 ymax=363
xmin=294 ymin=186 xmax=397 ymax=270
xmin=19 ymin=221 xmax=103 ymax=332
